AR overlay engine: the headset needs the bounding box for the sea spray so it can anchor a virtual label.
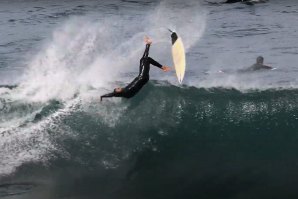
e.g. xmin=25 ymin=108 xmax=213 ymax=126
xmin=15 ymin=0 xmax=207 ymax=102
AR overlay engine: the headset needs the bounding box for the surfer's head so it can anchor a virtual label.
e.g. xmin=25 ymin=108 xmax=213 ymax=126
xmin=113 ymin=87 xmax=123 ymax=97
xmin=256 ymin=56 xmax=264 ymax=64
xmin=114 ymin=87 xmax=123 ymax=93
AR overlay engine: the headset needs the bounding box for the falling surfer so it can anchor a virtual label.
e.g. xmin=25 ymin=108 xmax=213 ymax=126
xmin=100 ymin=36 xmax=171 ymax=101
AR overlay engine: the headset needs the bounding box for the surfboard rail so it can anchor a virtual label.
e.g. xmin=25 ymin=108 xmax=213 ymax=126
xmin=171 ymin=32 xmax=186 ymax=84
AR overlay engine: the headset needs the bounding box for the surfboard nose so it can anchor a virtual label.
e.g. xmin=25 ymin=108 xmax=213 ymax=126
xmin=171 ymin=32 xmax=178 ymax=45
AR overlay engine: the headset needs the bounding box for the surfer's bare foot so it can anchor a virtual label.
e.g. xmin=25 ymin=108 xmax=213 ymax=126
xmin=161 ymin=66 xmax=171 ymax=72
xmin=144 ymin=36 xmax=152 ymax=44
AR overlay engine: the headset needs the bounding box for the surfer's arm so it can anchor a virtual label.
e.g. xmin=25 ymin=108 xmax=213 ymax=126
xmin=148 ymin=57 xmax=162 ymax=68
xmin=262 ymin=65 xmax=273 ymax=69
xmin=100 ymin=92 xmax=116 ymax=101
xmin=148 ymin=57 xmax=171 ymax=72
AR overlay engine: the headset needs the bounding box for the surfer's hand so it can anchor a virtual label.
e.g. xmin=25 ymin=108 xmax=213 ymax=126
xmin=161 ymin=66 xmax=171 ymax=72
xmin=144 ymin=36 xmax=152 ymax=44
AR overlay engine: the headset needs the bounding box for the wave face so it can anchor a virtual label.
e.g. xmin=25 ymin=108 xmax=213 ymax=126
xmin=1 ymin=83 xmax=298 ymax=198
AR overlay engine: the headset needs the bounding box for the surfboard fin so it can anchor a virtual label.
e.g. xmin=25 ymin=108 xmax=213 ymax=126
xmin=168 ymin=28 xmax=174 ymax=33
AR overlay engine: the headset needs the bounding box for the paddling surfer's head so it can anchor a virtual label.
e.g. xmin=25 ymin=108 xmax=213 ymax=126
xmin=256 ymin=56 xmax=264 ymax=64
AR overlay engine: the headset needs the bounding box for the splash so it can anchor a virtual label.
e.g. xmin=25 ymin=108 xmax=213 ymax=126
xmin=11 ymin=1 xmax=207 ymax=102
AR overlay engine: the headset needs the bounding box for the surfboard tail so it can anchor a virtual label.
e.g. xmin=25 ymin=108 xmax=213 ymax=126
xmin=179 ymin=74 xmax=183 ymax=84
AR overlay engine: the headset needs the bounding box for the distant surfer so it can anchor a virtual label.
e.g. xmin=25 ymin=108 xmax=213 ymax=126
xmin=239 ymin=56 xmax=273 ymax=72
xmin=224 ymin=0 xmax=268 ymax=4
xmin=224 ymin=0 xmax=243 ymax=3
xmin=100 ymin=36 xmax=171 ymax=101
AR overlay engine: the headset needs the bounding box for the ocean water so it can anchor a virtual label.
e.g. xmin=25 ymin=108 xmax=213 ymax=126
xmin=1 ymin=0 xmax=298 ymax=198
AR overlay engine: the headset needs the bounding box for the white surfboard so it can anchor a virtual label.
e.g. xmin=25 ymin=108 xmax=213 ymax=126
xmin=171 ymin=32 xmax=186 ymax=84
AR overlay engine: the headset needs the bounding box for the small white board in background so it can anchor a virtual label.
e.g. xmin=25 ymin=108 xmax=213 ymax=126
xmin=171 ymin=32 xmax=186 ymax=84
xmin=204 ymin=70 xmax=225 ymax=75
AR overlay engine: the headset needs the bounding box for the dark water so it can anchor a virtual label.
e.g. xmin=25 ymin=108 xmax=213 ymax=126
xmin=2 ymin=83 xmax=298 ymax=198
xmin=1 ymin=0 xmax=298 ymax=198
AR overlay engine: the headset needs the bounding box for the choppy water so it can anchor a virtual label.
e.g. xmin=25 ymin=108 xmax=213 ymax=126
xmin=1 ymin=0 xmax=298 ymax=198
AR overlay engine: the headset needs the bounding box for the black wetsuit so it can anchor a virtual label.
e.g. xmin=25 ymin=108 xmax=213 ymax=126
xmin=225 ymin=0 xmax=243 ymax=3
xmin=238 ymin=63 xmax=272 ymax=73
xmin=101 ymin=44 xmax=162 ymax=100
xmin=249 ymin=63 xmax=272 ymax=71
